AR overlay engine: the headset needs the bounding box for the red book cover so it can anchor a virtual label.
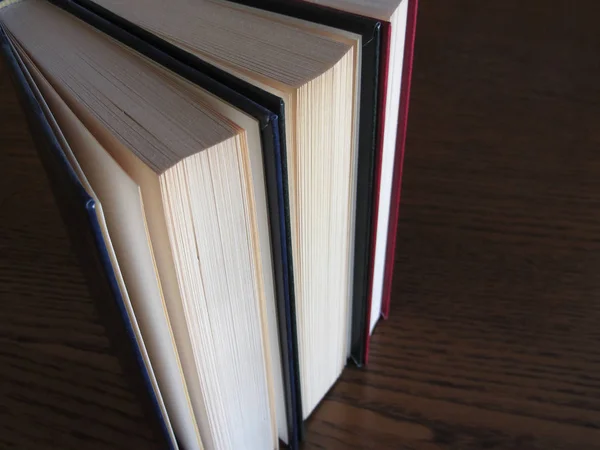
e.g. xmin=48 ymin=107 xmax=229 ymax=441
xmin=364 ymin=21 xmax=391 ymax=364
xmin=381 ymin=0 xmax=419 ymax=319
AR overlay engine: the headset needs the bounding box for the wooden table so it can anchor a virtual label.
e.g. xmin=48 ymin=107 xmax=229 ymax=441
xmin=2 ymin=0 xmax=600 ymax=448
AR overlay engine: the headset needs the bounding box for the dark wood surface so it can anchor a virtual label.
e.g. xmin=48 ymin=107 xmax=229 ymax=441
xmin=2 ymin=0 xmax=600 ymax=448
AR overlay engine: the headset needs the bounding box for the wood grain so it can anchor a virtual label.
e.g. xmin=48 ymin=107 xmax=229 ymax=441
xmin=2 ymin=0 xmax=600 ymax=448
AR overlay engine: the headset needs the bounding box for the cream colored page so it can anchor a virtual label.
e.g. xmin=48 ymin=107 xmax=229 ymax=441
xmin=156 ymin=55 xmax=287 ymax=443
xmin=142 ymin=47 xmax=291 ymax=443
xmin=0 ymin=0 xmax=236 ymax=173
xmin=236 ymin=128 xmax=286 ymax=443
xmin=17 ymin=45 xmax=203 ymax=450
xmin=161 ymin=140 xmax=276 ymax=450
xmin=294 ymin=49 xmax=356 ymax=417
xmin=93 ymin=0 xmax=351 ymax=88
xmin=216 ymin=0 xmax=360 ymax=45
xmin=188 ymin=100 xmax=287 ymax=442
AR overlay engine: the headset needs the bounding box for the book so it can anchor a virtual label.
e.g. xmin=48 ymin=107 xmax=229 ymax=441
xmin=0 ymin=0 xmax=298 ymax=448
xmin=302 ymin=0 xmax=419 ymax=364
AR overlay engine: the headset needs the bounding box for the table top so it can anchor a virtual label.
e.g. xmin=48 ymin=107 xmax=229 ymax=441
xmin=2 ymin=0 xmax=600 ymax=448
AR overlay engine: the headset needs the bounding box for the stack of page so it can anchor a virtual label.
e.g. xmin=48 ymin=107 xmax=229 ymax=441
xmin=0 ymin=0 xmax=418 ymax=448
